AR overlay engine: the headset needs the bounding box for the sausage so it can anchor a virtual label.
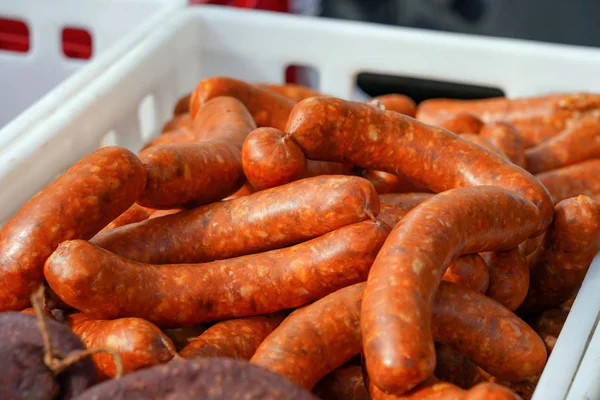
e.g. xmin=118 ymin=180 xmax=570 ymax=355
xmin=190 ymin=77 xmax=295 ymax=130
xmin=161 ymin=113 xmax=193 ymax=133
xmin=481 ymin=249 xmax=530 ymax=311
xmin=241 ymin=127 xmax=307 ymax=190
xmin=222 ymin=181 xmax=255 ymax=200
xmin=377 ymin=203 xmax=409 ymax=228
xmin=304 ymin=160 xmax=353 ymax=178
xmin=519 ymin=195 xmax=600 ymax=314
xmin=461 ymin=383 xmax=522 ymax=400
xmin=369 ymin=94 xmax=417 ymax=117
xmin=438 ymin=112 xmax=483 ymax=134
xmin=98 ymin=203 xmax=152 ymax=233
xmin=0 ymin=312 xmax=97 ymax=400
xmin=252 ymin=281 xmax=545 ymax=393
xmin=525 ymin=116 xmax=600 ymax=174
xmin=179 ymin=313 xmax=286 ymax=360
xmin=46 ymin=220 xmax=390 ymax=327
xmin=536 ymin=158 xmax=600 ymax=203
xmin=530 ymin=308 xmax=568 ymax=355
xmin=73 ymin=358 xmax=319 ymax=400
xmin=434 ymin=344 xmax=491 ymax=390
xmin=162 ymin=325 xmax=208 ymax=351
xmin=479 ymin=122 xmax=527 ymax=168
xmin=0 ymin=146 xmax=146 ymax=311
xmin=362 ymin=170 xmax=429 ymax=194
xmin=148 ymin=208 xmax=181 ymax=219
xmin=65 ymin=313 xmax=176 ymax=379
xmin=519 ymin=234 xmax=544 ymax=256
xmin=442 ymin=253 xmax=490 ymax=293
xmin=91 ymin=175 xmax=379 ymax=264
xmin=361 ymin=186 xmax=541 ymax=394
xmin=191 ymin=96 xmax=256 ymax=148
xmin=459 ymin=133 xmax=508 ymax=159
xmin=258 ymin=83 xmax=323 ymax=103
xmin=368 ymin=377 xmax=466 ymax=400
xmin=313 ymin=365 xmax=369 ymax=400
xmin=378 ymin=193 xmax=434 ymax=211
xmin=286 ymin=97 xmax=553 ymax=234
xmin=173 ymin=93 xmax=191 ymax=115
xmin=137 ymin=142 xmax=245 ymax=209
xmin=143 ymin=127 xmax=197 ymax=149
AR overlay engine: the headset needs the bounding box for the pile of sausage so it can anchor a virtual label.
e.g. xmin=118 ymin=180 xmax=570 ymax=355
xmin=0 ymin=76 xmax=599 ymax=400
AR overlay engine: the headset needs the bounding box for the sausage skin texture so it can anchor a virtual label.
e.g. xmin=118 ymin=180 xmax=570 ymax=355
xmin=162 ymin=325 xmax=208 ymax=351
xmin=370 ymin=94 xmax=417 ymax=117
xmin=368 ymin=377 xmax=466 ymax=400
xmin=536 ymin=158 xmax=600 ymax=204
xmin=65 ymin=313 xmax=176 ymax=379
xmin=137 ymin=142 xmax=244 ymax=209
xmin=161 ymin=113 xmax=193 ymax=133
xmin=91 ymin=175 xmax=379 ymax=265
xmin=98 ymin=203 xmax=152 ymax=233
xmin=479 ymin=122 xmax=527 ymax=168
xmin=525 ymin=116 xmax=600 ymax=174
xmin=73 ymin=358 xmax=319 ymax=400
xmin=519 ymin=195 xmax=600 ymax=314
xmin=462 ymin=383 xmax=522 ymax=400
xmin=173 ymin=93 xmax=191 ymax=115
xmin=530 ymin=308 xmax=568 ymax=354
xmin=434 ymin=344 xmax=491 ymax=390
xmin=442 ymin=253 xmax=490 ymax=294
xmin=258 ymin=83 xmax=322 ymax=103
xmin=438 ymin=112 xmax=483 ymax=134
xmin=143 ymin=127 xmax=198 ymax=149
xmin=286 ymin=97 xmax=553 ymax=234
xmin=377 ymin=203 xmax=409 ymax=228
xmin=362 ymin=170 xmax=429 ymax=194
xmin=459 ymin=133 xmax=508 ymax=159
xmin=313 ymin=365 xmax=370 ymax=400
xmin=361 ymin=186 xmax=541 ymax=394
xmin=191 ymin=96 xmax=256 ymax=148
xmin=378 ymin=193 xmax=434 ymax=211
xmin=0 ymin=146 xmax=146 ymax=311
xmin=482 ymin=249 xmax=530 ymax=311
xmin=190 ymin=77 xmax=294 ymax=130
xmin=222 ymin=181 xmax=254 ymax=200
xmin=179 ymin=313 xmax=286 ymax=360
xmin=46 ymin=220 xmax=390 ymax=327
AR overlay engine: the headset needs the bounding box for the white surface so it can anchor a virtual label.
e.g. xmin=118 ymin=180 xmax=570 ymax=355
xmin=0 ymin=7 xmax=599 ymax=398
xmin=0 ymin=0 xmax=184 ymax=130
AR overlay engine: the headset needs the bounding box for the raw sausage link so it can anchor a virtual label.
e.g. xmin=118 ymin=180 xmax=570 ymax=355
xmin=143 ymin=127 xmax=197 ymax=149
xmin=438 ymin=112 xmax=483 ymax=134
xmin=363 ymin=170 xmax=428 ymax=194
xmin=377 ymin=203 xmax=410 ymax=228
xmin=303 ymin=160 xmax=353 ymax=178
xmin=479 ymin=122 xmax=527 ymax=168
xmin=223 ymin=181 xmax=255 ymax=200
xmin=286 ymin=97 xmax=553 ymax=233
xmin=91 ymin=176 xmax=379 ymax=264
xmin=519 ymin=195 xmax=600 ymax=314
xmin=434 ymin=344 xmax=492 ymax=390
xmin=161 ymin=113 xmax=193 ymax=133
xmin=241 ymin=127 xmax=307 ymax=191
xmin=368 ymin=377 xmax=466 ymax=400
xmin=46 ymin=220 xmax=390 ymax=327
xmin=192 ymin=96 xmax=256 ymax=148
xmin=0 ymin=146 xmax=146 ymax=311
xmin=361 ymin=186 xmax=541 ymax=394
xmin=98 ymin=203 xmax=152 ymax=233
xmin=137 ymin=142 xmax=244 ymax=209
xmin=65 ymin=313 xmax=176 ymax=379
xmin=313 ymin=365 xmax=369 ymax=400
xmin=370 ymin=94 xmax=416 ymax=117
xmin=442 ymin=253 xmax=490 ymax=294
xmin=190 ymin=76 xmax=294 ymax=130
xmin=258 ymin=83 xmax=322 ymax=103
xmin=530 ymin=308 xmax=568 ymax=354
xmin=525 ymin=116 xmax=600 ymax=174
xmin=459 ymin=133 xmax=508 ymax=159
xmin=536 ymin=158 xmax=600 ymax=204
xmin=173 ymin=93 xmax=191 ymax=115
xmin=179 ymin=313 xmax=286 ymax=360
xmin=519 ymin=235 xmax=544 ymax=256
xmin=481 ymin=249 xmax=530 ymax=311
xmin=462 ymin=383 xmax=522 ymax=400
xmin=149 ymin=208 xmax=181 ymax=219
xmin=378 ymin=193 xmax=434 ymax=211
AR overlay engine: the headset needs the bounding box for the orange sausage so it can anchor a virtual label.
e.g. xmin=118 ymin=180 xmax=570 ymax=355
xmin=162 ymin=325 xmax=208 ymax=351
xmin=0 ymin=146 xmax=146 ymax=311
xmin=482 ymin=249 xmax=530 ymax=311
xmin=378 ymin=193 xmax=434 ymax=211
xmin=143 ymin=127 xmax=197 ymax=149
xmin=368 ymin=377 xmax=465 ymax=400
xmin=369 ymin=94 xmax=417 ymax=117
xmin=149 ymin=208 xmax=181 ymax=219
xmin=461 ymin=383 xmax=522 ymax=400
xmin=222 ymin=181 xmax=255 ymax=200
xmin=442 ymin=253 xmax=490 ymax=294
xmin=363 ymin=170 xmax=429 ymax=194
xmin=438 ymin=112 xmax=483 ymax=134
xmin=190 ymin=77 xmax=294 ymax=130
xmin=161 ymin=113 xmax=193 ymax=133
xmin=479 ymin=122 xmax=527 ymax=168
xmin=434 ymin=344 xmax=491 ymax=389
xmin=98 ymin=203 xmax=152 ymax=233
xmin=530 ymin=308 xmax=568 ymax=355
xmin=173 ymin=93 xmax=191 ymax=115
xmin=536 ymin=158 xmax=600 ymax=204
xmin=313 ymin=365 xmax=370 ymax=400
xmin=459 ymin=133 xmax=508 ymax=159
xmin=258 ymin=83 xmax=322 ymax=103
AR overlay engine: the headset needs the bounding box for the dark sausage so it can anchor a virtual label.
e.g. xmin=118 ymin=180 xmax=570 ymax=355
xmin=536 ymin=158 xmax=600 ymax=204
xmin=313 ymin=365 xmax=370 ymax=400
xmin=479 ymin=122 xmax=527 ymax=168
xmin=481 ymin=249 xmax=530 ymax=311
xmin=378 ymin=193 xmax=434 ymax=211
xmin=91 ymin=176 xmax=379 ymax=264
xmin=162 ymin=325 xmax=208 ymax=351
xmin=173 ymin=93 xmax=191 ymax=115
xmin=0 ymin=146 xmax=146 ymax=311
xmin=434 ymin=344 xmax=491 ymax=389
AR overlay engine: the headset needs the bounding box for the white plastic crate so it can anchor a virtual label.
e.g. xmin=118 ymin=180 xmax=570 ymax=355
xmin=0 ymin=6 xmax=599 ymax=398
xmin=0 ymin=0 xmax=185 ymax=135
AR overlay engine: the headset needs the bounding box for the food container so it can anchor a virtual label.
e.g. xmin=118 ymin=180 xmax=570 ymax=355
xmin=0 ymin=6 xmax=598 ymax=398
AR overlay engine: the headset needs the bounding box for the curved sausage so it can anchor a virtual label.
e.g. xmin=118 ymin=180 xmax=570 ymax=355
xmin=363 ymin=170 xmax=428 ymax=194
xmin=241 ymin=127 xmax=307 ymax=190
xmin=161 ymin=113 xmax=193 ymax=133
xmin=258 ymin=83 xmax=322 ymax=103
xmin=361 ymin=186 xmax=541 ymax=394
xmin=378 ymin=193 xmax=434 ymax=211
xmin=461 ymin=383 xmax=522 ymax=400
xmin=143 ymin=127 xmax=197 ymax=149
xmin=98 ymin=204 xmax=152 ymax=233
xmin=519 ymin=234 xmax=544 ymax=256
xmin=442 ymin=253 xmax=490 ymax=294
xmin=368 ymin=377 xmax=466 ymax=399
xmin=91 ymin=175 xmax=379 ymax=264
xmin=370 ymin=94 xmax=417 ymax=117
xmin=313 ymin=365 xmax=369 ymax=400
xmin=438 ymin=112 xmax=483 ymax=134
xmin=179 ymin=313 xmax=286 ymax=360
xmin=481 ymin=249 xmax=530 ymax=311
xmin=525 ymin=116 xmax=600 ymax=174
xmin=252 ymin=281 xmax=545 ymax=392
xmin=190 ymin=77 xmax=294 ymax=130
xmin=286 ymin=97 xmax=553 ymax=234
xmin=434 ymin=344 xmax=491 ymax=389
xmin=519 ymin=195 xmax=600 ymax=314
xmin=536 ymin=158 xmax=600 ymax=203
xmin=459 ymin=134 xmax=508 ymax=159
xmin=173 ymin=93 xmax=191 ymax=115
xmin=0 ymin=146 xmax=146 ymax=311
xmin=46 ymin=220 xmax=390 ymax=327
xmin=65 ymin=313 xmax=176 ymax=379
xmin=479 ymin=122 xmax=527 ymax=168
xmin=137 ymin=142 xmax=244 ymax=209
